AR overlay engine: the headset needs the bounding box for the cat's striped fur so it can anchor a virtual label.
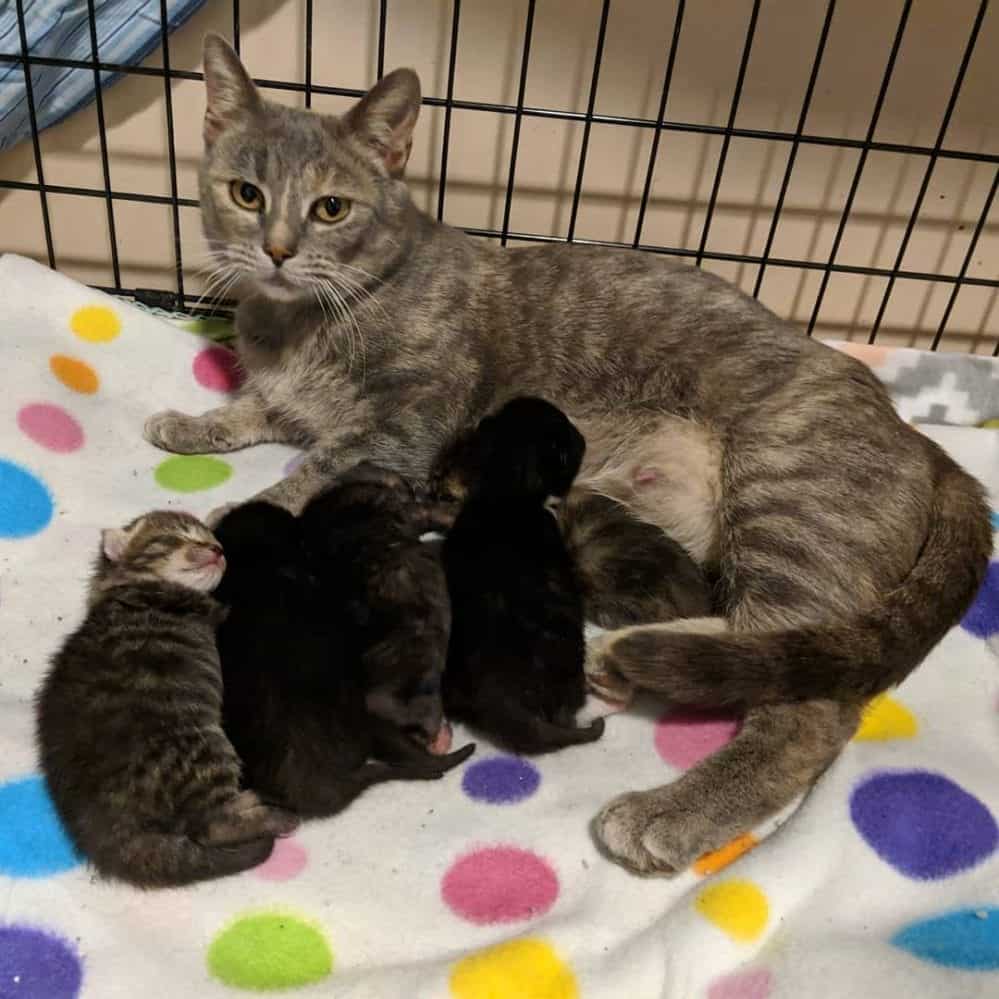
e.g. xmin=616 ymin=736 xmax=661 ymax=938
xmin=142 ymin=38 xmax=992 ymax=875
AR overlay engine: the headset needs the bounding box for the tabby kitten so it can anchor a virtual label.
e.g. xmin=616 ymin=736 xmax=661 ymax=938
xmin=143 ymin=36 xmax=991 ymax=875
xmin=213 ymin=501 xmax=472 ymax=819
xmin=36 ymin=511 xmax=297 ymax=888
xmin=433 ymin=397 xmax=604 ymax=754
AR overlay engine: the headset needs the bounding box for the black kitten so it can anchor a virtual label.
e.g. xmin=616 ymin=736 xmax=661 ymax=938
xmin=431 ymin=396 xmax=605 ymax=754
xmin=213 ymin=501 xmax=471 ymax=819
xmin=300 ymin=462 xmax=465 ymax=758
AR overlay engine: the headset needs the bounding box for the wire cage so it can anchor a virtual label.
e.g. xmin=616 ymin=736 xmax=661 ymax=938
xmin=0 ymin=0 xmax=996 ymax=353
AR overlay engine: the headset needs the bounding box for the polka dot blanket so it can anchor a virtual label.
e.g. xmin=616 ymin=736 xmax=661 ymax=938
xmin=0 ymin=251 xmax=997 ymax=999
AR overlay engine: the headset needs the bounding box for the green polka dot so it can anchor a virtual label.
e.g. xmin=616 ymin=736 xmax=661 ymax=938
xmin=154 ymin=455 xmax=232 ymax=493
xmin=207 ymin=911 xmax=333 ymax=990
xmin=181 ymin=317 xmax=235 ymax=343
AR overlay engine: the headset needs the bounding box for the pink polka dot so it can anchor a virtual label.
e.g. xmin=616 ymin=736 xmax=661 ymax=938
xmin=17 ymin=403 xmax=84 ymax=453
xmin=654 ymin=710 xmax=741 ymax=769
xmin=441 ymin=845 xmax=559 ymax=925
xmin=193 ymin=347 xmax=244 ymax=392
xmin=253 ymin=835 xmax=308 ymax=882
xmin=708 ymin=967 xmax=772 ymax=999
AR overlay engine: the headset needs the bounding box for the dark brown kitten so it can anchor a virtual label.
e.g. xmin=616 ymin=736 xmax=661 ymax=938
xmin=36 ymin=511 xmax=297 ymax=889
xmin=213 ymin=499 xmax=471 ymax=819
xmin=300 ymin=462 xmax=461 ymax=754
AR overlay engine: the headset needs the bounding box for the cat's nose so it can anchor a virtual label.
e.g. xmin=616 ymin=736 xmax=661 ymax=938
xmin=264 ymin=243 xmax=296 ymax=267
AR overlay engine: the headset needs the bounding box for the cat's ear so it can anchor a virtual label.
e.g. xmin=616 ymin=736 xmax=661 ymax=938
xmin=346 ymin=68 xmax=421 ymax=177
xmin=101 ymin=528 xmax=131 ymax=563
xmin=202 ymin=33 xmax=260 ymax=146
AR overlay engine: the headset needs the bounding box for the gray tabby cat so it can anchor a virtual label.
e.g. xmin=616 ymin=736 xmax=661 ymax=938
xmin=37 ymin=511 xmax=298 ymax=887
xmin=144 ymin=34 xmax=992 ymax=875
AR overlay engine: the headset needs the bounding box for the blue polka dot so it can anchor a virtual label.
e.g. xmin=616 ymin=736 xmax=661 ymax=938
xmin=892 ymin=907 xmax=999 ymax=970
xmin=461 ymin=755 xmax=540 ymax=804
xmin=850 ymin=770 xmax=997 ymax=880
xmin=0 ymin=459 xmax=53 ymax=538
xmin=990 ymin=511 xmax=999 ymax=530
xmin=0 ymin=925 xmax=83 ymax=998
xmin=0 ymin=775 xmax=81 ymax=878
xmin=962 ymin=562 xmax=999 ymax=639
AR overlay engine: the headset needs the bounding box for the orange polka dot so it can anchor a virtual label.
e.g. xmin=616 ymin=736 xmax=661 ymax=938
xmin=49 ymin=355 xmax=99 ymax=394
xmin=694 ymin=833 xmax=759 ymax=876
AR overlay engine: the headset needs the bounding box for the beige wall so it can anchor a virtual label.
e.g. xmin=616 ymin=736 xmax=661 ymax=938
xmin=0 ymin=0 xmax=996 ymax=352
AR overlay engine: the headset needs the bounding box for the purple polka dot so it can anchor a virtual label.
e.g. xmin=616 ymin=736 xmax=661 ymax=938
xmin=283 ymin=453 xmax=305 ymax=478
xmin=850 ymin=770 xmax=997 ymax=879
xmin=0 ymin=925 xmax=83 ymax=998
xmin=462 ymin=756 xmax=540 ymax=804
xmin=962 ymin=562 xmax=999 ymax=638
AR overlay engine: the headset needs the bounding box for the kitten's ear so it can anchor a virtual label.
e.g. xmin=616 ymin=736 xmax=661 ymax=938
xmin=202 ymin=33 xmax=260 ymax=146
xmin=346 ymin=68 xmax=421 ymax=177
xmin=101 ymin=528 xmax=130 ymax=563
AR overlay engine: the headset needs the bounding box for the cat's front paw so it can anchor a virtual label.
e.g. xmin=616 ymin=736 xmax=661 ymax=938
xmin=143 ymin=410 xmax=235 ymax=454
xmin=594 ymin=788 xmax=704 ymax=876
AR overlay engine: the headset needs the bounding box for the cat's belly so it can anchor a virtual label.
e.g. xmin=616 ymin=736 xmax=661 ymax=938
xmin=573 ymin=413 xmax=723 ymax=566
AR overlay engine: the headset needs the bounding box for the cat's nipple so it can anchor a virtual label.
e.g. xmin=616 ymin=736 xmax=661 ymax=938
xmin=634 ymin=467 xmax=659 ymax=486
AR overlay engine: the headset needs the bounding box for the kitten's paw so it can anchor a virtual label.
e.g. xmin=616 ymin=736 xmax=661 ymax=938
xmin=594 ymin=789 xmax=703 ymax=877
xmin=143 ymin=410 xmax=236 ymax=454
xmin=584 ymin=634 xmax=635 ymax=709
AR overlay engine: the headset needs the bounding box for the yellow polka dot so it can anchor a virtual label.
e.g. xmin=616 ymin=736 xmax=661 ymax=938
xmin=450 ymin=938 xmax=578 ymax=999
xmin=854 ymin=693 xmax=918 ymax=741
xmin=695 ymin=879 xmax=769 ymax=943
xmin=49 ymin=354 xmax=99 ymax=394
xmin=70 ymin=305 xmax=121 ymax=343
xmin=981 ymin=419 xmax=999 ymax=429
xmin=694 ymin=833 xmax=758 ymax=876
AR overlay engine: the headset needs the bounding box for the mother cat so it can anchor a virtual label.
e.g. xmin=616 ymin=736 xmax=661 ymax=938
xmin=146 ymin=35 xmax=991 ymax=876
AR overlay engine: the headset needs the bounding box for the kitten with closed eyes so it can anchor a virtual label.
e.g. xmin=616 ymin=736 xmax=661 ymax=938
xmin=36 ymin=511 xmax=297 ymax=889
xmin=213 ymin=500 xmax=471 ymax=819
xmin=431 ymin=396 xmax=604 ymax=754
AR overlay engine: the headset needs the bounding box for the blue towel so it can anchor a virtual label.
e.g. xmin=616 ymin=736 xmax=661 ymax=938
xmin=0 ymin=0 xmax=208 ymax=153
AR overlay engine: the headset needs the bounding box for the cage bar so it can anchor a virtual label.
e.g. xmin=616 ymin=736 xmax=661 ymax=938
xmin=565 ymin=0 xmax=611 ymax=243
xmin=159 ymin=0 xmax=185 ymax=303
xmin=436 ymin=0 xmax=462 ymax=222
xmin=806 ymin=0 xmax=914 ymax=336
xmin=499 ymin=0 xmax=537 ymax=247
xmin=867 ymin=0 xmax=988 ymax=342
xmin=694 ymin=0 xmax=761 ymax=266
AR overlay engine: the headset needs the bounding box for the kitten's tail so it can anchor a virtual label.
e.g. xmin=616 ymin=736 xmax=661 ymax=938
xmin=95 ymin=833 xmax=277 ymax=889
xmin=604 ymin=457 xmax=992 ymax=707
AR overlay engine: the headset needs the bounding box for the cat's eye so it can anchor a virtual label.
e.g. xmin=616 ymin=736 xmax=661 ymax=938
xmin=312 ymin=195 xmax=351 ymax=224
xmin=230 ymin=180 xmax=264 ymax=212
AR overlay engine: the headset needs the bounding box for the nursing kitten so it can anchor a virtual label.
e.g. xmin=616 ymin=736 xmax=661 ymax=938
xmin=433 ymin=397 xmax=604 ymax=754
xmin=558 ymin=490 xmax=713 ymax=628
xmin=144 ymin=37 xmax=991 ymax=874
xmin=299 ymin=462 xmax=462 ymax=756
xmin=213 ymin=501 xmax=471 ymax=819
xmin=36 ymin=511 xmax=297 ymax=888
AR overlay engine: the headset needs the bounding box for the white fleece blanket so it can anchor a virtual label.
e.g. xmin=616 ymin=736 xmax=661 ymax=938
xmin=1 ymin=252 xmax=997 ymax=999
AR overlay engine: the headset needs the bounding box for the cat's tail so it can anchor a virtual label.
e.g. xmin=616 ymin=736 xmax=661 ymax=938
xmin=600 ymin=457 xmax=992 ymax=708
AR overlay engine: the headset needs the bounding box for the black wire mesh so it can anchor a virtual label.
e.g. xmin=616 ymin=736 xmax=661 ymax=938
xmin=0 ymin=0 xmax=995 ymax=353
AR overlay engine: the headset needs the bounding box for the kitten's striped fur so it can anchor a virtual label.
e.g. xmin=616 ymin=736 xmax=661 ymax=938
xmin=37 ymin=511 xmax=297 ymax=888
